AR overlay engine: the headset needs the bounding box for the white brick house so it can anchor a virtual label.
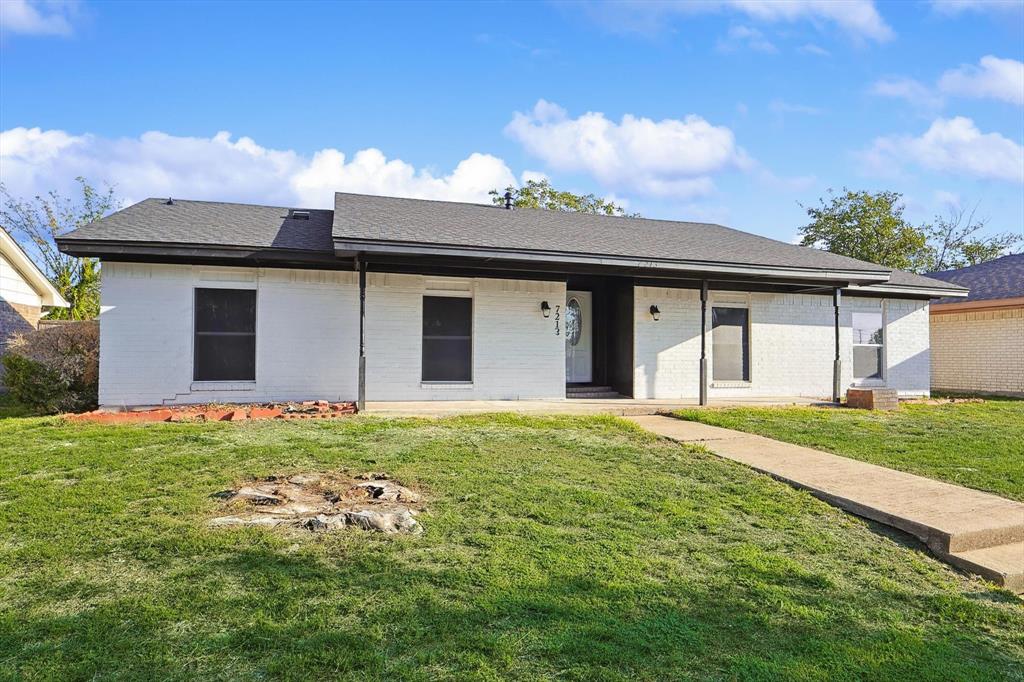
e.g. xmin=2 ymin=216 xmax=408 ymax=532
xmin=57 ymin=192 xmax=966 ymax=408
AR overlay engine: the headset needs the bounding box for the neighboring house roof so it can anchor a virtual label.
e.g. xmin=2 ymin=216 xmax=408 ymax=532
xmin=57 ymin=192 xmax=966 ymax=297
xmin=0 ymin=228 xmax=69 ymax=308
xmin=926 ymin=254 xmax=1024 ymax=305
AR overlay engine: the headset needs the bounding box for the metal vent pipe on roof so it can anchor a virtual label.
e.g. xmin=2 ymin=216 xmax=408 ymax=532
xmin=504 ymin=191 xmax=513 ymax=210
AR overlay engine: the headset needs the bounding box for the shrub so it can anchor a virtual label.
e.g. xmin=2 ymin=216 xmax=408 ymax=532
xmin=1 ymin=321 xmax=99 ymax=413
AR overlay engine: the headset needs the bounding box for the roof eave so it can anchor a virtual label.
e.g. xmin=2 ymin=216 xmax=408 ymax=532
xmin=844 ymin=282 xmax=969 ymax=298
xmin=334 ymin=239 xmax=891 ymax=285
xmin=1 ymin=230 xmax=69 ymax=307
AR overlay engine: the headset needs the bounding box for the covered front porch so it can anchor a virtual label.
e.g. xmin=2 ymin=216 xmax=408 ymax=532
xmin=363 ymin=395 xmax=826 ymax=417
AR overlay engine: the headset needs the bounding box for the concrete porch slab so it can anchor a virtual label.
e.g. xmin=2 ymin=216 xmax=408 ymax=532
xmin=364 ymin=396 xmax=825 ymax=417
xmin=627 ymin=415 xmax=1024 ymax=592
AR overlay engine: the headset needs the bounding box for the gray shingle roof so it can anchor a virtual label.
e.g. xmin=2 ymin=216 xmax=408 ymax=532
xmin=330 ymin=192 xmax=888 ymax=274
xmin=58 ymin=191 xmax=963 ymax=295
xmin=60 ymin=198 xmax=334 ymax=252
xmin=926 ymin=254 xmax=1024 ymax=303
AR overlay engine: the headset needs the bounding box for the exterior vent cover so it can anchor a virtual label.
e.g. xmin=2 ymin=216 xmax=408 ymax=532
xmin=291 ymin=210 xmax=310 ymax=220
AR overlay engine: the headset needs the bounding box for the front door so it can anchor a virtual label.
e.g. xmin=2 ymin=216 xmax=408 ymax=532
xmin=565 ymin=291 xmax=593 ymax=383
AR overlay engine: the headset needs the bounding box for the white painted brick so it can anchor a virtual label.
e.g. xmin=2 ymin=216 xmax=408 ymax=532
xmin=365 ymin=273 xmax=565 ymax=400
xmin=633 ymin=286 xmax=930 ymax=399
xmin=99 ymin=262 xmax=359 ymax=406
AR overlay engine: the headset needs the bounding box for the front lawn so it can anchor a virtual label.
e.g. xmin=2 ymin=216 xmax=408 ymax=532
xmin=675 ymin=399 xmax=1024 ymax=502
xmin=1 ymin=414 xmax=1021 ymax=680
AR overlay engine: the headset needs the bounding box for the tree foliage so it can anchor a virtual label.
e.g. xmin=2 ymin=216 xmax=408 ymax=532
xmin=0 ymin=178 xmax=117 ymax=320
xmin=799 ymin=188 xmax=1020 ymax=273
xmin=798 ymin=189 xmax=928 ymax=271
xmin=490 ymin=179 xmax=638 ymax=216
xmin=922 ymin=204 xmax=1021 ymax=272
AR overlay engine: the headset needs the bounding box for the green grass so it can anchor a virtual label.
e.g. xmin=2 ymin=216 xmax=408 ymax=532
xmin=1 ymin=414 xmax=1021 ymax=680
xmin=675 ymin=400 xmax=1024 ymax=502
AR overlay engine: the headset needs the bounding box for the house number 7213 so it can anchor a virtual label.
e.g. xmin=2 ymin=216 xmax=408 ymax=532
xmin=554 ymin=304 xmax=561 ymax=336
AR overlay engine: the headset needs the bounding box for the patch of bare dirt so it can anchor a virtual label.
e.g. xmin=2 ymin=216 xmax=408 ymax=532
xmin=209 ymin=472 xmax=424 ymax=534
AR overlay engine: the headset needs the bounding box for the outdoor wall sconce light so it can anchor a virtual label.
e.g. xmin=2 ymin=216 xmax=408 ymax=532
xmin=649 ymin=305 xmax=661 ymax=321
xmin=541 ymin=301 xmax=551 ymax=318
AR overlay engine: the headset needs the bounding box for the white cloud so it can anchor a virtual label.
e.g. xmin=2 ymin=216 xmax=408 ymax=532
xmin=0 ymin=0 xmax=76 ymax=37
xmin=584 ymin=0 xmax=893 ymax=42
xmin=871 ymin=56 xmax=1024 ymax=109
xmin=716 ymin=25 xmax=777 ymax=53
xmin=933 ymin=190 xmax=962 ymax=210
xmin=798 ymin=43 xmax=831 ymax=57
xmin=0 ymin=127 xmax=517 ymax=208
xmin=938 ymin=56 xmax=1024 ymax=106
xmin=861 ymin=117 xmax=1024 ymax=184
xmin=869 ymin=76 xmax=944 ymax=109
xmin=931 ymin=0 xmax=1022 ymax=15
xmin=505 ymin=100 xmax=750 ymax=198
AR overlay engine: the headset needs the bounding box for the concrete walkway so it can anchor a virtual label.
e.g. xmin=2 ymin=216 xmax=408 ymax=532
xmin=628 ymin=415 xmax=1024 ymax=593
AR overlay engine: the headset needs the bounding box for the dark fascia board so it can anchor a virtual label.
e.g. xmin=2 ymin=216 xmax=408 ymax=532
xmin=334 ymin=238 xmax=892 ymax=285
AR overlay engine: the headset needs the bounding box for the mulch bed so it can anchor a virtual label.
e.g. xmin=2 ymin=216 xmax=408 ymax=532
xmin=65 ymin=400 xmax=357 ymax=424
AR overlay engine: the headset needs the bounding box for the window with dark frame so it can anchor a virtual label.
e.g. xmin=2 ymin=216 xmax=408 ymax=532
xmin=852 ymin=311 xmax=884 ymax=380
xmin=712 ymin=306 xmax=749 ymax=382
xmin=193 ymin=288 xmax=257 ymax=381
xmin=422 ymin=296 xmax=472 ymax=382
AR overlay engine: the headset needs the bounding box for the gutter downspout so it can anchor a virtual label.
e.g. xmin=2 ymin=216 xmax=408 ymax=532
xmin=699 ymin=280 xmax=709 ymax=406
xmin=357 ymin=256 xmax=367 ymax=412
xmin=832 ymin=288 xmax=842 ymax=403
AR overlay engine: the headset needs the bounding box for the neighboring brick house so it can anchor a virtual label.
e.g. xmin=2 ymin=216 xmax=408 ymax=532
xmin=0 ymin=228 xmax=70 ymax=383
xmin=54 ymin=192 xmax=966 ymax=408
xmin=926 ymin=254 xmax=1024 ymax=397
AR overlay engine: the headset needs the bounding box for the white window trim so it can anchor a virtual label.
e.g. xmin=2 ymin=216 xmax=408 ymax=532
xmin=708 ymin=293 xmax=752 ymax=386
xmin=851 ymin=301 xmax=887 ymax=385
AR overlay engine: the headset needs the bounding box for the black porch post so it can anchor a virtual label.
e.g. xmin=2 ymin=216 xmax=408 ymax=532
xmin=357 ymin=256 xmax=367 ymax=412
xmin=699 ymin=280 xmax=709 ymax=406
xmin=832 ymin=287 xmax=842 ymax=403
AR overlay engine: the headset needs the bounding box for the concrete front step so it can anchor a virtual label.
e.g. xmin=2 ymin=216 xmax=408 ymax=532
xmin=566 ymin=386 xmax=622 ymax=399
xmin=947 ymin=542 xmax=1024 ymax=593
xmin=628 ymin=415 xmax=1024 ymax=593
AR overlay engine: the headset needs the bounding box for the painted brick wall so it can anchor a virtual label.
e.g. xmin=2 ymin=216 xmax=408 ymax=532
xmin=365 ymin=273 xmax=565 ymax=400
xmin=930 ymin=308 xmax=1024 ymax=395
xmin=633 ymin=286 xmax=931 ymax=399
xmin=99 ymin=262 xmax=359 ymax=406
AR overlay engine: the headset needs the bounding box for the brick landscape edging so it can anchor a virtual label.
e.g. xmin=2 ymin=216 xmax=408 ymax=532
xmin=65 ymin=400 xmax=357 ymax=424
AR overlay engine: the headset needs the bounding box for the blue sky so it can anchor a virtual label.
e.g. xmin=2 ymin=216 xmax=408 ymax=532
xmin=1 ymin=0 xmax=1022 ymax=245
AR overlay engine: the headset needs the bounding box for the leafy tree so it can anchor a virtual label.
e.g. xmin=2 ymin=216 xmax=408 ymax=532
xmin=0 ymin=178 xmax=117 ymax=320
xmin=921 ymin=204 xmax=1021 ymax=272
xmin=800 ymin=188 xmax=1020 ymax=273
xmin=491 ymin=179 xmax=638 ymax=216
xmin=798 ymin=189 xmax=929 ymax=271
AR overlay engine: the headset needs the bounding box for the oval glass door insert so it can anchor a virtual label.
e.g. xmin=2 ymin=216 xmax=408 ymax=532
xmin=566 ymin=297 xmax=582 ymax=346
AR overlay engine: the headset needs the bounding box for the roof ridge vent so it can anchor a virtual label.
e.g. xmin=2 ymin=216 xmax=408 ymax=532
xmin=290 ymin=210 xmax=310 ymax=220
